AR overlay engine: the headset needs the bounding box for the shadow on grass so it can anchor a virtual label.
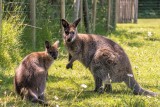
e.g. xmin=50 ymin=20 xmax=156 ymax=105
xmin=106 ymin=29 xmax=146 ymax=48
xmin=142 ymin=83 xmax=160 ymax=91
xmin=127 ymin=42 xmax=144 ymax=47
xmin=145 ymin=37 xmax=160 ymax=42
xmin=47 ymin=75 xmax=67 ymax=83
xmin=111 ymin=29 xmax=139 ymax=40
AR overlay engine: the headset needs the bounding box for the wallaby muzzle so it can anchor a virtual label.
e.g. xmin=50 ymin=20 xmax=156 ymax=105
xmin=66 ymin=33 xmax=75 ymax=43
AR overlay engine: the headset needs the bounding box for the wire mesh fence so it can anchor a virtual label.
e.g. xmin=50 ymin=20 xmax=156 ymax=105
xmin=0 ymin=0 xmax=160 ymax=50
xmin=1 ymin=0 xmax=115 ymax=51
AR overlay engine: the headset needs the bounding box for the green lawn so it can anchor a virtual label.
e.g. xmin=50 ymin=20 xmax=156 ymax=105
xmin=0 ymin=19 xmax=160 ymax=107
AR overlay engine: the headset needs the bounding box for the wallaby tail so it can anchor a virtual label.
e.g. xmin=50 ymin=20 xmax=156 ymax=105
xmin=14 ymin=76 xmax=21 ymax=95
xmin=124 ymin=76 xmax=157 ymax=97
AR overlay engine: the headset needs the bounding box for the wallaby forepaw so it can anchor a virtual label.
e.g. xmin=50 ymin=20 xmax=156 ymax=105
xmin=66 ymin=63 xmax=73 ymax=69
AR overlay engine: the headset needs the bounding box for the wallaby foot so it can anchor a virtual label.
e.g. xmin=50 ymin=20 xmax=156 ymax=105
xmin=98 ymin=87 xmax=105 ymax=94
xmin=38 ymin=94 xmax=45 ymax=101
xmin=31 ymin=98 xmax=49 ymax=106
xmin=94 ymin=77 xmax=103 ymax=93
xmin=66 ymin=63 xmax=73 ymax=69
xmin=94 ymin=84 xmax=112 ymax=94
xmin=104 ymin=84 xmax=112 ymax=92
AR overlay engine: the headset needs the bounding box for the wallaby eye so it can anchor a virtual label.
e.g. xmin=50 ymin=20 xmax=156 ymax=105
xmin=65 ymin=31 xmax=69 ymax=35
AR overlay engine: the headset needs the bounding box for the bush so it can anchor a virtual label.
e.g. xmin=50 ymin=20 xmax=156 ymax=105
xmin=0 ymin=14 xmax=25 ymax=69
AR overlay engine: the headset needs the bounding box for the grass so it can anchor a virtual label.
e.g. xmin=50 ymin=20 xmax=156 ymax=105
xmin=0 ymin=19 xmax=160 ymax=106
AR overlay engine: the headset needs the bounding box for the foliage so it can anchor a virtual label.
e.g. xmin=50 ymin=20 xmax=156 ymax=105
xmin=0 ymin=10 xmax=25 ymax=69
xmin=139 ymin=0 xmax=160 ymax=18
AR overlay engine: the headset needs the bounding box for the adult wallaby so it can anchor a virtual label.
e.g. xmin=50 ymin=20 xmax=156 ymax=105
xmin=14 ymin=40 xmax=59 ymax=105
xmin=61 ymin=18 xmax=157 ymax=96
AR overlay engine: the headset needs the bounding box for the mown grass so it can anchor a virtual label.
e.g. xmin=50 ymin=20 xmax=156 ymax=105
xmin=0 ymin=19 xmax=160 ymax=107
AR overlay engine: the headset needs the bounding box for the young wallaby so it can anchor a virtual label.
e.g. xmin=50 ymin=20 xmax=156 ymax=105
xmin=61 ymin=18 xmax=157 ymax=96
xmin=14 ymin=40 xmax=59 ymax=105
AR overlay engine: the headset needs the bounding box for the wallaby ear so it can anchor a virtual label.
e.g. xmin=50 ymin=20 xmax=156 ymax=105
xmin=45 ymin=41 xmax=51 ymax=49
xmin=73 ymin=18 xmax=81 ymax=27
xmin=61 ymin=19 xmax=69 ymax=28
xmin=53 ymin=40 xmax=59 ymax=49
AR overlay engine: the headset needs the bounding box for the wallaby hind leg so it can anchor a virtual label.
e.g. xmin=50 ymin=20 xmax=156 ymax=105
xmin=38 ymin=94 xmax=45 ymax=101
xmin=38 ymin=79 xmax=46 ymax=101
xmin=28 ymin=88 xmax=48 ymax=106
xmin=94 ymin=76 xmax=104 ymax=93
xmin=104 ymin=84 xmax=112 ymax=92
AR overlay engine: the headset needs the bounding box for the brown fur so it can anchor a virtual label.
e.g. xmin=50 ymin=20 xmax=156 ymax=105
xmin=14 ymin=40 xmax=59 ymax=105
xmin=61 ymin=18 xmax=157 ymax=96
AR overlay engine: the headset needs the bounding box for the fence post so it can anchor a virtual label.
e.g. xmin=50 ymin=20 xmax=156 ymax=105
xmin=112 ymin=0 xmax=116 ymax=30
xmin=73 ymin=0 xmax=80 ymax=20
xmin=134 ymin=0 xmax=138 ymax=23
xmin=83 ymin=0 xmax=90 ymax=33
xmin=30 ymin=0 xmax=36 ymax=50
xmin=92 ymin=0 xmax=97 ymax=33
xmin=116 ymin=0 xmax=120 ymax=23
xmin=107 ymin=0 xmax=111 ymax=32
xmin=0 ymin=0 xmax=2 ymax=42
xmin=107 ymin=0 xmax=116 ymax=32
xmin=60 ymin=0 xmax=65 ymax=35
xmin=80 ymin=0 xmax=83 ymax=30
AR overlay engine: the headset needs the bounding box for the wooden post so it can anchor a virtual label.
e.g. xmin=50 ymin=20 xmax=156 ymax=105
xmin=80 ymin=0 xmax=83 ymax=30
xmin=107 ymin=0 xmax=111 ymax=31
xmin=0 ymin=0 xmax=2 ymax=42
xmin=92 ymin=0 xmax=97 ymax=33
xmin=131 ymin=0 xmax=134 ymax=22
xmin=60 ymin=0 xmax=65 ymax=34
xmin=107 ymin=0 xmax=116 ymax=31
xmin=73 ymin=0 xmax=80 ymax=20
xmin=83 ymin=0 xmax=90 ymax=33
xmin=116 ymin=0 xmax=120 ymax=23
xmin=112 ymin=0 xmax=116 ymax=30
xmin=30 ymin=0 xmax=36 ymax=50
xmin=134 ymin=0 xmax=138 ymax=23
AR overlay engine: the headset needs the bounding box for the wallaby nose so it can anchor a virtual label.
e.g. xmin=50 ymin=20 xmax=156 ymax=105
xmin=67 ymin=38 xmax=72 ymax=42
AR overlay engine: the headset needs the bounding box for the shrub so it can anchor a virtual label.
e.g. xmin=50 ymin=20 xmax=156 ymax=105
xmin=0 ymin=13 xmax=25 ymax=69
